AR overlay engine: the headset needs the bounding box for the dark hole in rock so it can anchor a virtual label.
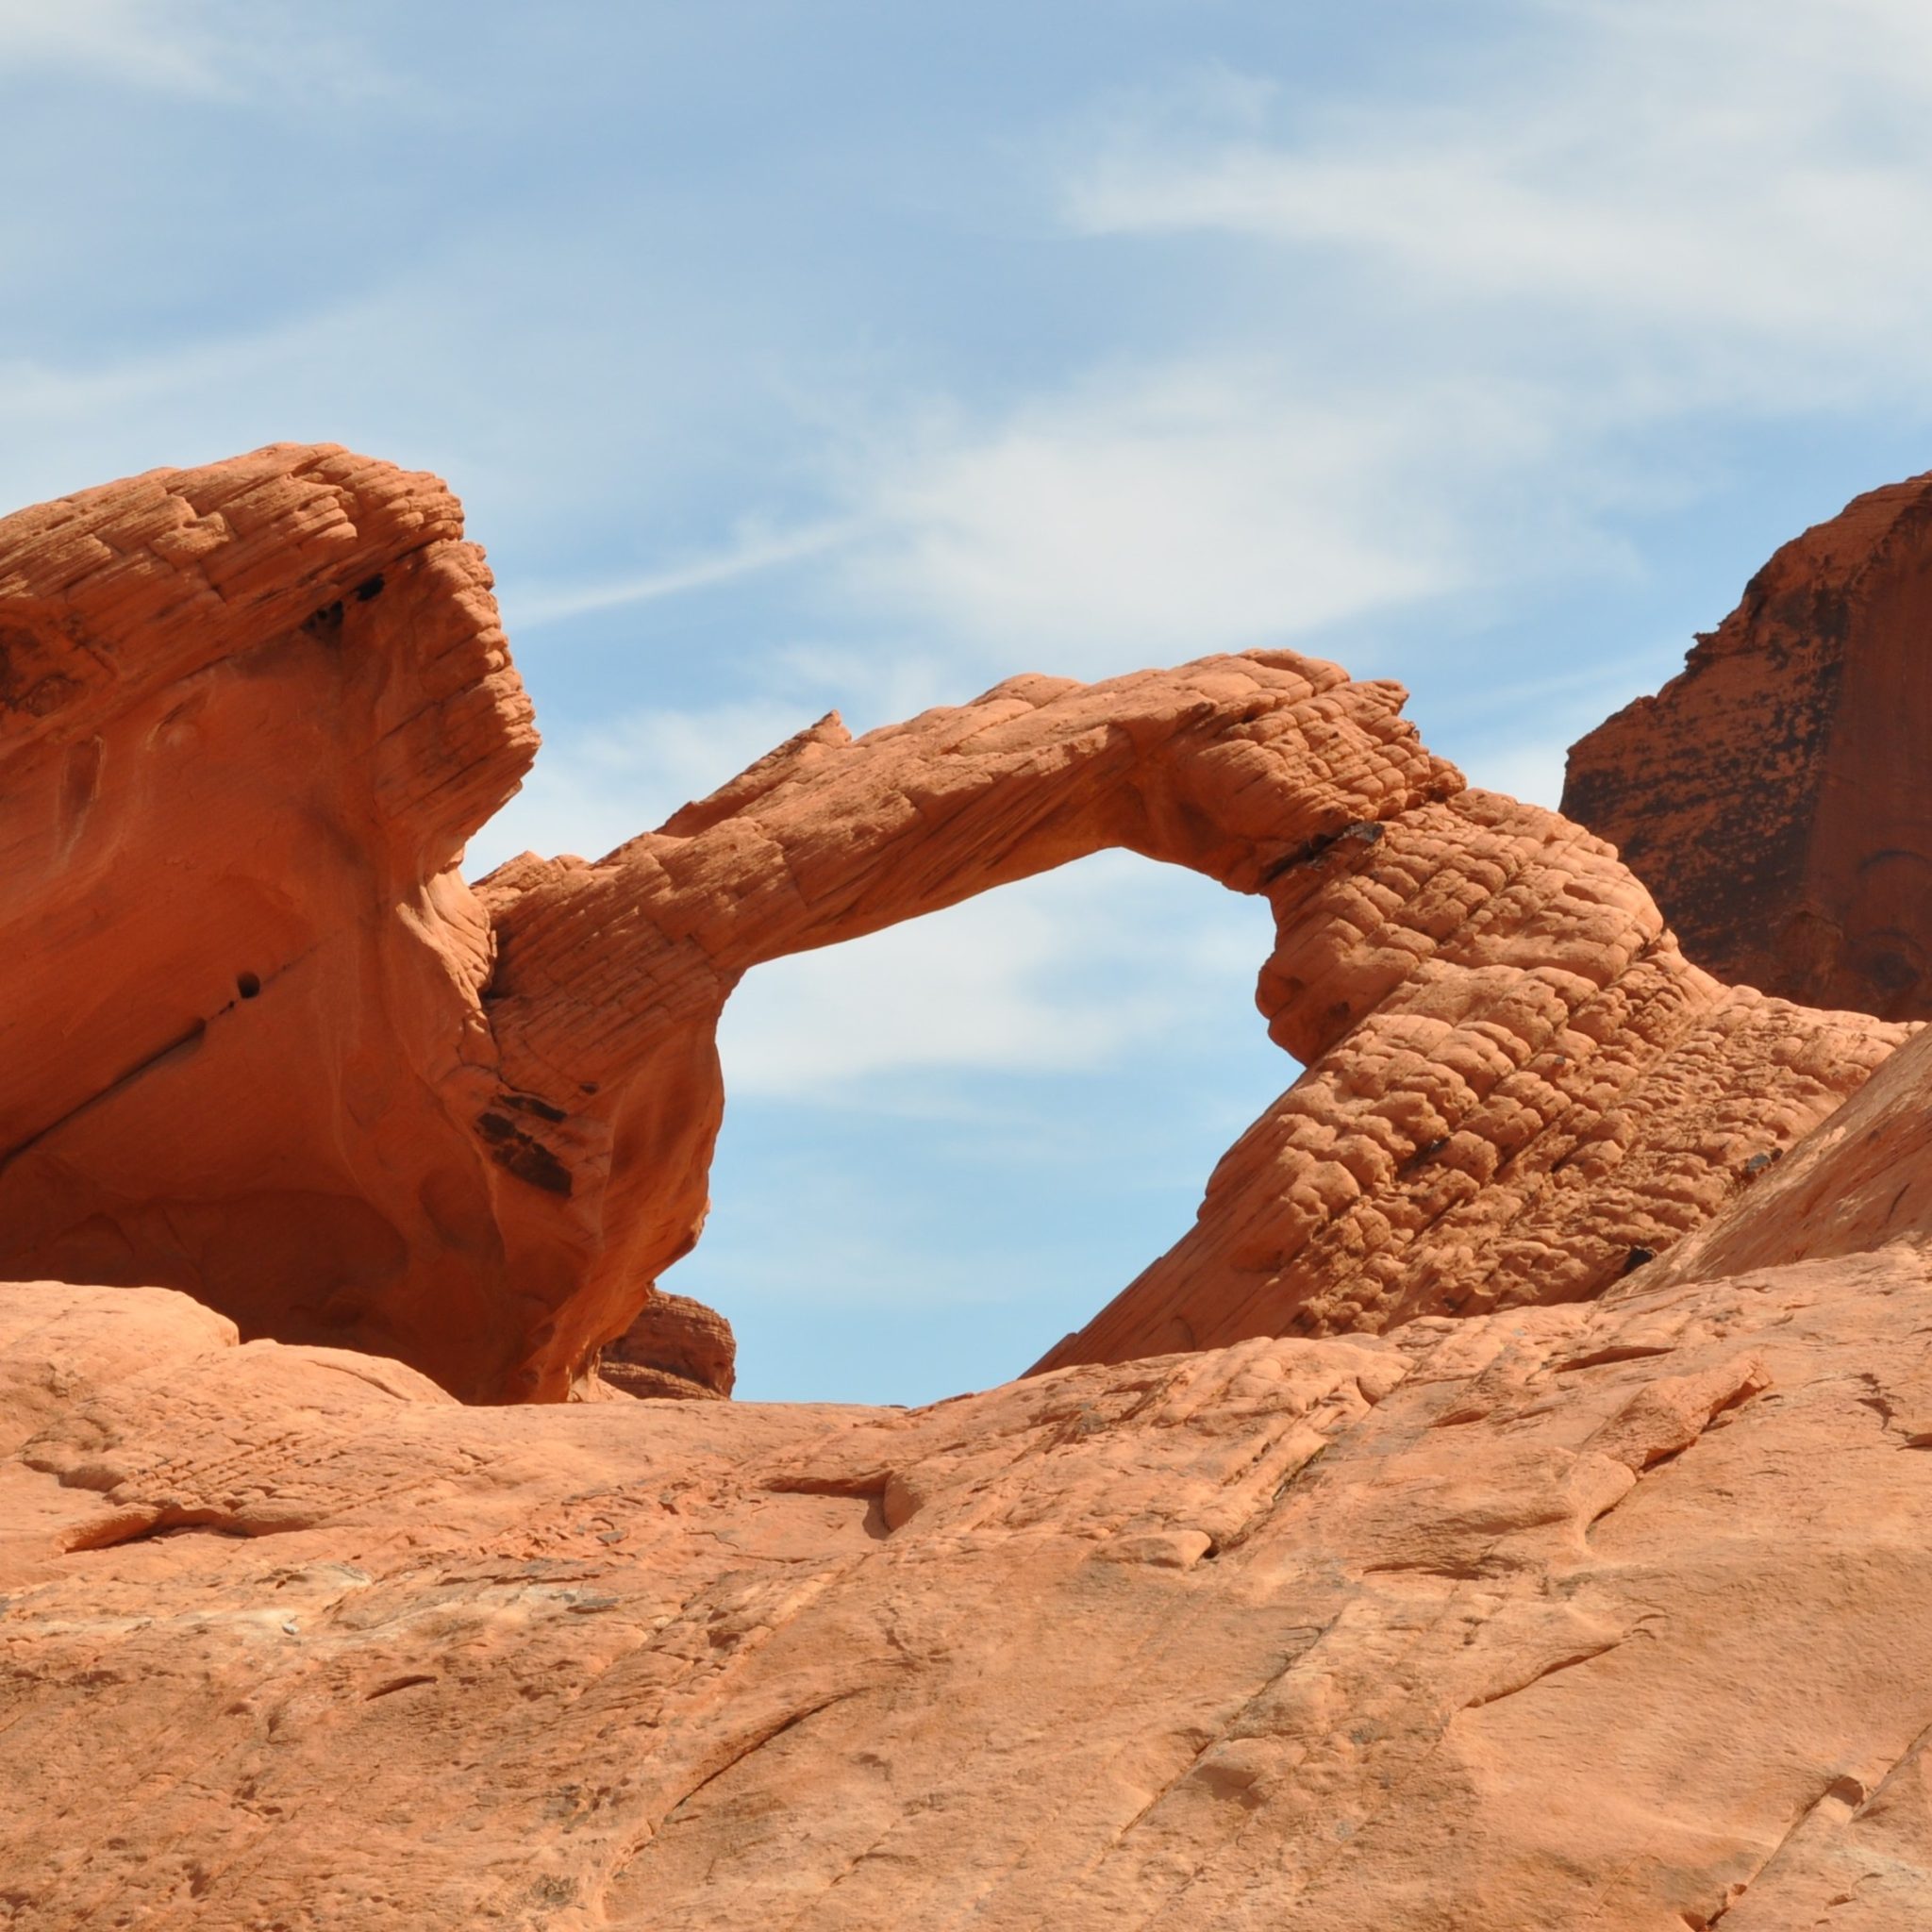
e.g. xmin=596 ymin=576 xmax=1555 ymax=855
xmin=236 ymin=973 xmax=261 ymax=1000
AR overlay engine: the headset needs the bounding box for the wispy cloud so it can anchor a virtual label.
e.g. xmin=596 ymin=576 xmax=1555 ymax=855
xmin=502 ymin=520 xmax=861 ymax=630
xmin=796 ymin=0 xmax=1932 ymax=723
xmin=833 ymin=363 xmax=1474 ymax=669
xmin=0 ymin=1 xmax=229 ymax=94
xmin=0 ymin=0 xmax=382 ymax=104
xmin=1062 ymin=0 xmax=1932 ymax=398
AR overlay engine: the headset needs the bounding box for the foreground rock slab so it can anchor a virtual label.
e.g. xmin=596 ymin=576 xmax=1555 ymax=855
xmin=6 ymin=1252 xmax=1932 ymax=1930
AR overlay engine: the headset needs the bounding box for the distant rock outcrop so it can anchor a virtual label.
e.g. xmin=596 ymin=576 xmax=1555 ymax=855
xmin=599 ymin=1290 xmax=737 ymax=1400
xmin=0 ymin=445 xmax=1911 ymax=1403
xmin=1564 ymin=471 xmax=1932 ymax=1020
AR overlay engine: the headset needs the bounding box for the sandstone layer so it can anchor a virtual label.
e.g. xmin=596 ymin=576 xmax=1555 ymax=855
xmin=8 ymin=1218 xmax=1932 ymax=1926
xmin=1037 ymin=788 xmax=1906 ymax=1369
xmin=0 ymin=444 xmax=1914 ymax=1407
xmin=1564 ymin=469 xmax=1932 ymax=1020
xmin=11 ymin=452 xmax=1932 ymax=1926
xmin=0 ymin=448 xmax=546 ymax=1400
xmin=599 ymin=1291 xmax=738 ymax=1402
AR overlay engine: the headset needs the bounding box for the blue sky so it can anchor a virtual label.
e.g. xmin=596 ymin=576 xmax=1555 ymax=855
xmin=9 ymin=1 xmax=1932 ymax=1402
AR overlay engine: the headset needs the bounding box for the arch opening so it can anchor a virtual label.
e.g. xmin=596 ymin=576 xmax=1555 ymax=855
xmin=661 ymin=851 xmax=1291 ymax=1404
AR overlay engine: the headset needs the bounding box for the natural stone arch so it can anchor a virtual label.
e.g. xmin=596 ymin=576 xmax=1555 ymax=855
xmin=475 ymin=649 xmax=1457 ymax=1393
xmin=0 ymin=444 xmax=1908 ymax=1404
xmin=565 ymin=830 xmax=1306 ymax=1402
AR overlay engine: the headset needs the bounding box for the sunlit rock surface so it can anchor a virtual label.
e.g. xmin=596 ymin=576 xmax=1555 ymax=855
xmin=0 ymin=444 xmax=1906 ymax=1405
xmin=8 ymin=449 xmax=1932 ymax=1924
xmin=1566 ymin=468 xmax=1932 ymax=1021
xmin=8 ymin=1227 xmax=1932 ymax=1926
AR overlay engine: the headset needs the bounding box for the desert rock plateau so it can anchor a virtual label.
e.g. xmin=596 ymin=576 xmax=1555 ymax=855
xmin=7 ymin=447 xmax=1932 ymax=1927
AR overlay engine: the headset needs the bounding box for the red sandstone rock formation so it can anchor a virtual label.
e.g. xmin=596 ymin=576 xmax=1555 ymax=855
xmin=0 ymin=446 xmax=545 ymax=1399
xmin=1036 ymin=790 xmax=1906 ymax=1371
xmin=0 ymin=444 xmax=1911 ymax=1402
xmin=1564 ymin=469 xmax=1932 ymax=1020
xmin=8 ymin=1226 xmax=1932 ymax=1924
xmin=599 ymin=1290 xmax=737 ymax=1400
xmin=12 ymin=451 xmax=1932 ymax=1925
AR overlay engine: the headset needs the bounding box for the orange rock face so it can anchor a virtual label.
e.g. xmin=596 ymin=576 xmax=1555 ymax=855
xmin=0 ymin=446 xmax=550 ymax=1399
xmin=11 ymin=449 xmax=1932 ymax=1924
xmin=0 ymin=444 xmax=1912 ymax=1402
xmin=8 ymin=1230 xmax=1932 ymax=1925
xmin=1039 ymin=790 xmax=1907 ymax=1370
xmin=599 ymin=1290 xmax=737 ymax=1401
xmin=1564 ymin=470 xmax=1932 ymax=1020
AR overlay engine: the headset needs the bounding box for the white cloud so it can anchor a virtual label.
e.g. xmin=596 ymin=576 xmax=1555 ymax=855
xmin=802 ymin=0 xmax=1932 ymax=689
xmin=835 ymin=363 xmax=1472 ymax=667
xmin=1062 ymin=0 xmax=1932 ymax=397
xmin=0 ymin=0 xmax=378 ymax=102
xmin=0 ymin=1 xmax=226 ymax=93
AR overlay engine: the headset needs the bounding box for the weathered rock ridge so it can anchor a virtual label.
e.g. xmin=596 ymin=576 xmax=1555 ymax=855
xmin=599 ymin=1291 xmax=738 ymax=1403
xmin=0 ymin=445 xmax=1910 ymax=1403
xmin=1565 ymin=468 xmax=1932 ymax=1021
xmin=1038 ymin=788 xmax=1904 ymax=1370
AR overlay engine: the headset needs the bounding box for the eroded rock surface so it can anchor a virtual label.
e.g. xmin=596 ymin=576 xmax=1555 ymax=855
xmin=0 ymin=446 xmax=548 ymax=1400
xmin=7 ymin=1244 xmax=1932 ymax=1927
xmin=0 ymin=443 xmax=1913 ymax=1405
xmin=10 ymin=450 xmax=1932 ymax=1927
xmin=1564 ymin=469 xmax=1932 ymax=1020
xmin=1039 ymin=790 xmax=1907 ymax=1370
xmin=599 ymin=1290 xmax=737 ymax=1401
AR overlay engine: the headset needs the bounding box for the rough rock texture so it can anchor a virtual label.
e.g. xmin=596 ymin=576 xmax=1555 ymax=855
xmin=599 ymin=1291 xmax=738 ymax=1401
xmin=0 ymin=446 xmax=549 ymax=1400
xmin=1650 ymin=996 xmax=1932 ymax=1294
xmin=0 ymin=444 xmax=1913 ymax=1407
xmin=8 ymin=1228 xmax=1932 ymax=1927
xmin=474 ymin=645 xmax=1462 ymax=1392
xmin=1564 ymin=469 xmax=1932 ymax=1020
xmin=0 ymin=448 xmax=1475 ymax=1399
xmin=476 ymin=653 xmax=1902 ymax=1382
xmin=12 ymin=451 xmax=1932 ymax=1925
xmin=1037 ymin=791 xmax=1907 ymax=1371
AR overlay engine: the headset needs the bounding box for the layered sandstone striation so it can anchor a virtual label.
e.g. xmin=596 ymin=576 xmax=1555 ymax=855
xmin=12 ymin=451 xmax=1932 ymax=1924
xmin=475 ymin=645 xmax=1460 ymax=1392
xmin=0 ymin=443 xmax=1914 ymax=1402
xmin=599 ymin=1291 xmax=737 ymax=1401
xmin=1564 ymin=469 xmax=1932 ymax=1020
xmin=0 ymin=447 xmax=547 ymax=1400
xmin=8 ymin=1224 xmax=1932 ymax=1925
